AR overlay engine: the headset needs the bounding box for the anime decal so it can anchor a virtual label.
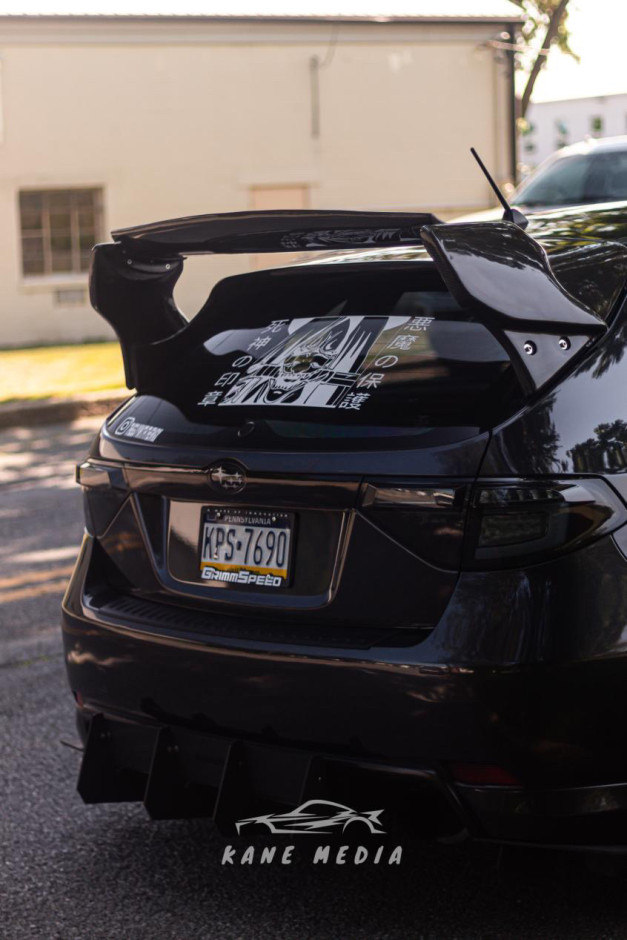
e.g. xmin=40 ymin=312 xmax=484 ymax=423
xmin=197 ymin=315 xmax=434 ymax=411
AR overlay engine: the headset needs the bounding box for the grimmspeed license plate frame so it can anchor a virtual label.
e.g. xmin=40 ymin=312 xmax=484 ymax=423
xmin=199 ymin=507 xmax=294 ymax=589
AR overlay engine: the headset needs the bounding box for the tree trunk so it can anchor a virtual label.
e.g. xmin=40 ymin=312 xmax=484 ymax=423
xmin=520 ymin=0 xmax=570 ymax=118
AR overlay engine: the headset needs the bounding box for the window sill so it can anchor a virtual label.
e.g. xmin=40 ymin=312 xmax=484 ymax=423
xmin=19 ymin=274 xmax=89 ymax=294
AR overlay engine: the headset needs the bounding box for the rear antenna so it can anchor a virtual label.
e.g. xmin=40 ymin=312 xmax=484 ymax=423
xmin=470 ymin=147 xmax=528 ymax=230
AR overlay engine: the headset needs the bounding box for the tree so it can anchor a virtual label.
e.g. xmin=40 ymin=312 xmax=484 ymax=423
xmin=510 ymin=0 xmax=577 ymax=119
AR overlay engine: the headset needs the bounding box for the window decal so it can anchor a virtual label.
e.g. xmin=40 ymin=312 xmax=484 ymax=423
xmin=198 ymin=315 xmax=434 ymax=411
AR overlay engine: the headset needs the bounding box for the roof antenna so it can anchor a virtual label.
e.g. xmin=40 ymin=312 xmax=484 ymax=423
xmin=470 ymin=147 xmax=528 ymax=230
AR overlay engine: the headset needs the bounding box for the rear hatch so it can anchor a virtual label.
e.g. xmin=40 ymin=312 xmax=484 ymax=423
xmin=96 ymin=263 xmax=526 ymax=637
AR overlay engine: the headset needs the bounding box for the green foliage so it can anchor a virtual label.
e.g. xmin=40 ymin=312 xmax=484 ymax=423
xmin=0 ymin=342 xmax=125 ymax=402
xmin=510 ymin=0 xmax=578 ymax=62
xmin=509 ymin=0 xmax=577 ymax=117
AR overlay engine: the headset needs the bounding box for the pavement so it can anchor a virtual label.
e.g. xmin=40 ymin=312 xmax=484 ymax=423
xmin=0 ymin=390 xmax=128 ymax=431
xmin=3 ymin=418 xmax=627 ymax=939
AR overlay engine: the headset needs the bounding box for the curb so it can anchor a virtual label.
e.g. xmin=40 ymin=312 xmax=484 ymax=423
xmin=0 ymin=390 xmax=130 ymax=430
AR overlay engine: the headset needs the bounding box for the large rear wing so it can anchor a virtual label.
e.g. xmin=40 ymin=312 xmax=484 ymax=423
xmin=420 ymin=222 xmax=624 ymax=393
xmin=111 ymin=209 xmax=441 ymax=256
xmin=90 ymin=209 xmax=627 ymax=394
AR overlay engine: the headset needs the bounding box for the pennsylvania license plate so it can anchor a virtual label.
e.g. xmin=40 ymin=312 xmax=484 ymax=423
xmin=199 ymin=508 xmax=294 ymax=588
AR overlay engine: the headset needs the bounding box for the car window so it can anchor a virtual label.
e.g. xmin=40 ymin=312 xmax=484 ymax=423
xmin=517 ymin=149 xmax=627 ymax=208
xmin=585 ymin=151 xmax=627 ymax=202
xmin=153 ymin=269 xmax=520 ymax=437
xmin=516 ymin=154 xmax=590 ymax=207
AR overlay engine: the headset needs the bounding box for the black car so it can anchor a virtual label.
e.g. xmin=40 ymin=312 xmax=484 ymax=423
xmin=63 ymin=204 xmax=627 ymax=851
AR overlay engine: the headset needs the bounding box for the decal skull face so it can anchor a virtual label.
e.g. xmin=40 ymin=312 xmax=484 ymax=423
xmin=221 ymin=317 xmax=374 ymax=407
xmin=266 ymin=326 xmax=346 ymax=396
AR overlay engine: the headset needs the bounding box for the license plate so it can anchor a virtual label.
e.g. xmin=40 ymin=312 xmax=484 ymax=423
xmin=199 ymin=508 xmax=294 ymax=588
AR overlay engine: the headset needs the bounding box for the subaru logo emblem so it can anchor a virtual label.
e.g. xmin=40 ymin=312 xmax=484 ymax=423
xmin=208 ymin=461 xmax=247 ymax=494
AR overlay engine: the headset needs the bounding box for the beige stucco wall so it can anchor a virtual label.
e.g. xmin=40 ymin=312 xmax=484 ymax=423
xmin=0 ymin=17 xmax=515 ymax=347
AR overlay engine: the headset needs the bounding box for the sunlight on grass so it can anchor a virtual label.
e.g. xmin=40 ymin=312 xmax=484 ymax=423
xmin=0 ymin=343 xmax=126 ymax=403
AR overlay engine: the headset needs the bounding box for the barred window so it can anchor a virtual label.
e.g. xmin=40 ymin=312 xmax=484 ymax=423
xmin=19 ymin=188 xmax=103 ymax=276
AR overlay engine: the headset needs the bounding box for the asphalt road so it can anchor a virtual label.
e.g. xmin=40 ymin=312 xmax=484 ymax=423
xmin=2 ymin=417 xmax=627 ymax=940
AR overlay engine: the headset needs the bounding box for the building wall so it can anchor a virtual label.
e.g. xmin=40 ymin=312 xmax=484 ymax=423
xmin=0 ymin=17 xmax=515 ymax=347
xmin=524 ymin=94 xmax=627 ymax=169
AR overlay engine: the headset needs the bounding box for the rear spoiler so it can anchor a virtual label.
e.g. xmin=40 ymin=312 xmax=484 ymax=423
xmin=111 ymin=209 xmax=441 ymax=256
xmin=420 ymin=221 xmax=621 ymax=394
xmin=94 ymin=209 xmax=442 ymax=387
xmin=91 ymin=210 xmax=626 ymax=394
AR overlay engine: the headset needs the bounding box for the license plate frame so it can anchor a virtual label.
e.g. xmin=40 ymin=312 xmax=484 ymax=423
xmin=199 ymin=507 xmax=295 ymax=589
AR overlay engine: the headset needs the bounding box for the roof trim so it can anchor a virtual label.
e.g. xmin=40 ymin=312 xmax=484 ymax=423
xmin=0 ymin=13 xmax=524 ymax=24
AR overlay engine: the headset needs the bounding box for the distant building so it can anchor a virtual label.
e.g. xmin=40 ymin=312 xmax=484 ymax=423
xmin=524 ymin=93 xmax=627 ymax=169
xmin=0 ymin=6 xmax=521 ymax=347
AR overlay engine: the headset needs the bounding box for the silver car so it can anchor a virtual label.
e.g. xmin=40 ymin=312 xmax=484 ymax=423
xmin=459 ymin=136 xmax=627 ymax=220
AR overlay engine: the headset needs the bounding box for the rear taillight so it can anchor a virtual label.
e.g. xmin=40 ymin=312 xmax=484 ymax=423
xmin=464 ymin=478 xmax=627 ymax=569
xmin=448 ymin=762 xmax=521 ymax=787
xmin=360 ymin=477 xmax=627 ymax=571
xmin=360 ymin=482 xmax=469 ymax=569
xmin=76 ymin=460 xmax=128 ymax=536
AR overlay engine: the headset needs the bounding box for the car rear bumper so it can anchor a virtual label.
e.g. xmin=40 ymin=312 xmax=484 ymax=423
xmin=73 ymin=710 xmax=471 ymax=842
xmin=71 ymin=707 xmax=627 ymax=852
xmin=62 ymin=536 xmax=627 ymax=851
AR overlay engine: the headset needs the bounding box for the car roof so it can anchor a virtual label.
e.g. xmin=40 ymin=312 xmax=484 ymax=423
xmin=539 ymin=136 xmax=627 ymax=162
xmin=557 ymin=135 xmax=627 ymax=156
xmin=296 ymin=201 xmax=627 ymax=270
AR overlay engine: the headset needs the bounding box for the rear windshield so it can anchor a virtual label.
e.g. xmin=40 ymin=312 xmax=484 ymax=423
xmin=154 ymin=268 xmax=520 ymax=435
